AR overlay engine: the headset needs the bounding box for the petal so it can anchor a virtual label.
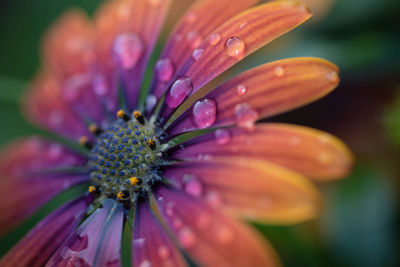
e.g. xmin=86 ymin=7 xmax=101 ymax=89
xmin=0 ymin=137 xmax=88 ymax=236
xmin=23 ymin=72 xmax=92 ymax=141
xmin=149 ymin=0 xmax=258 ymax=101
xmin=166 ymin=57 xmax=339 ymax=137
xmin=42 ymin=10 xmax=105 ymax=124
xmin=0 ymin=196 xmax=91 ymax=267
xmin=46 ymin=199 xmax=124 ymax=267
xmin=158 ymin=1 xmax=312 ymax=120
xmin=132 ymin=202 xmax=187 ymax=267
xmin=168 ymin=123 xmax=353 ymax=181
xmin=94 ymin=0 xmax=172 ymax=111
xmin=163 ymin=157 xmax=322 ymax=224
xmin=155 ymin=187 xmax=279 ymax=267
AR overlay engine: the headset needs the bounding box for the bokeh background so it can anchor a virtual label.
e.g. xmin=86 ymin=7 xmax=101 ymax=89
xmin=0 ymin=0 xmax=399 ymax=266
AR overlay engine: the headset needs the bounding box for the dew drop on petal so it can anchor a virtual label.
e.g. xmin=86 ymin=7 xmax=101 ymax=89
xmin=274 ymin=66 xmax=284 ymax=77
xmin=191 ymin=98 xmax=217 ymax=129
xmin=148 ymin=0 xmax=161 ymax=6
xmin=155 ymin=58 xmax=174 ymax=82
xmin=187 ymin=31 xmax=202 ymax=48
xmin=236 ymin=84 xmax=247 ymax=96
xmin=139 ymin=260 xmax=152 ymax=267
xmin=326 ymin=71 xmax=339 ymax=83
xmin=173 ymin=218 xmax=183 ymax=229
xmin=166 ymin=201 xmax=175 ymax=217
xmin=178 ymin=227 xmax=196 ymax=248
xmin=239 ymin=22 xmax=248 ymax=29
xmin=165 ymin=77 xmax=193 ymax=109
xmin=205 ymin=191 xmax=222 ymax=207
xmin=93 ymin=74 xmax=108 ymax=96
xmin=215 ymin=129 xmax=231 ymax=145
xmin=209 ymin=33 xmax=221 ymax=46
xmin=113 ymin=33 xmax=144 ymax=70
xmin=185 ymin=11 xmax=197 ymax=23
xmin=184 ymin=176 xmax=203 ymax=197
xmin=157 ymin=246 xmax=170 ymax=259
xmin=191 ymin=48 xmax=204 ymax=61
xmin=234 ymin=103 xmax=258 ymax=130
xmin=225 ymin=37 xmax=245 ymax=57
xmin=145 ymin=94 xmax=157 ymax=112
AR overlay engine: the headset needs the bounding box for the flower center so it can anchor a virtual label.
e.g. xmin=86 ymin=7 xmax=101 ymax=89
xmin=87 ymin=111 xmax=162 ymax=202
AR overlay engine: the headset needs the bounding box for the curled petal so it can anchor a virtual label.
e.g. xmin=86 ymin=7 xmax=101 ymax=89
xmin=159 ymin=1 xmax=312 ymax=120
xmin=168 ymin=123 xmax=353 ymax=181
xmin=46 ymin=199 xmax=124 ymax=267
xmin=150 ymin=0 xmax=258 ymax=101
xmin=0 ymin=196 xmax=91 ymax=267
xmin=0 ymin=137 xmax=88 ymax=236
xmin=42 ymin=10 xmax=105 ymax=124
xmin=163 ymin=157 xmax=322 ymax=224
xmin=166 ymin=57 xmax=339 ymax=136
xmin=155 ymin=187 xmax=279 ymax=266
xmin=94 ymin=0 xmax=171 ymax=110
xmin=132 ymin=202 xmax=187 ymax=267
xmin=23 ymin=72 xmax=92 ymax=141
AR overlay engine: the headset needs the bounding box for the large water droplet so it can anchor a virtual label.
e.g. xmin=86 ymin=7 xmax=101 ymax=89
xmin=225 ymin=36 xmax=245 ymax=57
xmin=191 ymin=98 xmax=217 ymax=129
xmin=184 ymin=176 xmax=203 ymax=197
xmin=209 ymin=33 xmax=221 ymax=46
xmin=215 ymin=129 xmax=231 ymax=145
xmin=234 ymin=103 xmax=258 ymax=130
xmin=236 ymin=84 xmax=247 ymax=96
xmin=187 ymin=31 xmax=202 ymax=48
xmin=165 ymin=77 xmax=193 ymax=109
xmin=155 ymin=58 xmax=174 ymax=82
xmin=113 ymin=33 xmax=144 ymax=70
xmin=178 ymin=227 xmax=196 ymax=248
xmin=145 ymin=94 xmax=157 ymax=112
xmin=191 ymin=48 xmax=204 ymax=61
xmin=274 ymin=66 xmax=284 ymax=77
xmin=326 ymin=71 xmax=339 ymax=83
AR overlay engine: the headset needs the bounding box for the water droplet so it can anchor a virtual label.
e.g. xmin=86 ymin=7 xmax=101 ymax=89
xmin=196 ymin=213 xmax=212 ymax=228
xmin=113 ymin=33 xmax=144 ymax=70
xmin=49 ymin=143 xmax=62 ymax=160
xmin=166 ymin=201 xmax=175 ymax=217
xmin=133 ymin=237 xmax=146 ymax=247
xmin=225 ymin=36 xmax=245 ymax=57
xmin=209 ymin=33 xmax=221 ymax=46
xmin=215 ymin=225 xmax=234 ymax=244
xmin=215 ymin=129 xmax=231 ymax=145
xmin=173 ymin=218 xmax=183 ymax=229
xmin=93 ymin=74 xmax=107 ymax=96
xmin=139 ymin=260 xmax=152 ymax=267
xmin=274 ymin=66 xmax=284 ymax=77
xmin=155 ymin=58 xmax=174 ymax=82
xmin=184 ymin=176 xmax=203 ymax=197
xmin=191 ymin=98 xmax=217 ymax=129
xmin=185 ymin=11 xmax=197 ymax=23
xmin=63 ymin=75 xmax=90 ymax=102
xmin=205 ymin=191 xmax=222 ymax=207
xmin=236 ymin=84 xmax=247 ymax=96
xmin=145 ymin=94 xmax=157 ymax=112
xmin=239 ymin=22 xmax=247 ymax=29
xmin=234 ymin=103 xmax=258 ymax=130
xmin=326 ymin=71 xmax=339 ymax=83
xmin=148 ymin=0 xmax=161 ymax=6
xmin=191 ymin=48 xmax=204 ymax=61
xmin=165 ymin=77 xmax=193 ymax=109
xmin=178 ymin=227 xmax=196 ymax=248
xmin=187 ymin=31 xmax=202 ymax=48
xmin=157 ymin=246 xmax=170 ymax=259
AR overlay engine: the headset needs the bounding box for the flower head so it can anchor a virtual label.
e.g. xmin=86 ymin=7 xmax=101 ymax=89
xmin=0 ymin=0 xmax=353 ymax=266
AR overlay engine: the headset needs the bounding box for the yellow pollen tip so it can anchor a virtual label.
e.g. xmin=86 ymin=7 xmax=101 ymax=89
xmin=133 ymin=111 xmax=142 ymax=118
xmin=89 ymin=124 xmax=98 ymax=134
xmin=88 ymin=186 xmax=96 ymax=193
xmin=117 ymin=110 xmax=126 ymax=119
xmin=79 ymin=136 xmax=88 ymax=146
xmin=147 ymin=139 xmax=155 ymax=146
xmin=117 ymin=191 xmax=125 ymax=200
xmin=129 ymin=176 xmax=139 ymax=186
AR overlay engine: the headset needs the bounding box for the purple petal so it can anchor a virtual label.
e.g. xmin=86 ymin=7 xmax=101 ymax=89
xmin=133 ymin=202 xmax=187 ymax=267
xmin=0 ymin=196 xmax=91 ymax=267
xmin=46 ymin=198 xmax=124 ymax=267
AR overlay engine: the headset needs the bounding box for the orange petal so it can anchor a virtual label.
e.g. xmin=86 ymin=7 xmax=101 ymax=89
xmin=163 ymin=157 xmax=322 ymax=224
xmin=150 ymin=0 xmax=258 ymax=99
xmin=156 ymin=187 xmax=280 ymax=266
xmin=168 ymin=123 xmax=353 ymax=181
xmin=94 ymin=0 xmax=172 ymax=110
xmin=159 ymin=1 xmax=312 ymax=120
xmin=166 ymin=57 xmax=339 ymax=136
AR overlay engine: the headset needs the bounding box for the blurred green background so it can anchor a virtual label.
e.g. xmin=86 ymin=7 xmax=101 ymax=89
xmin=0 ymin=0 xmax=399 ymax=266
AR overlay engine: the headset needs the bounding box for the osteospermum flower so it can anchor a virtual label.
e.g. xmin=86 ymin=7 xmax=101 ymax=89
xmin=0 ymin=0 xmax=353 ymax=266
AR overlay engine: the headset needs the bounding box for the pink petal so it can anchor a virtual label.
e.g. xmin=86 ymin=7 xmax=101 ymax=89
xmin=158 ymin=1 xmax=312 ymax=121
xmin=167 ymin=123 xmax=353 ymax=181
xmin=0 ymin=196 xmax=91 ymax=267
xmin=46 ymin=199 xmax=124 ymax=267
xmin=132 ymin=202 xmax=187 ymax=267
xmin=155 ymin=187 xmax=279 ymax=266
